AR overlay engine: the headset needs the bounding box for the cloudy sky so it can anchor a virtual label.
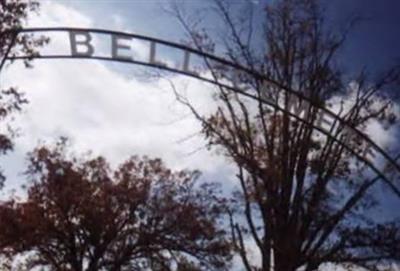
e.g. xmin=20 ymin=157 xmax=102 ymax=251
xmin=0 ymin=1 xmax=399 ymax=269
xmin=0 ymin=0 xmax=398 ymax=187
xmin=1 ymin=0 xmax=239 ymax=196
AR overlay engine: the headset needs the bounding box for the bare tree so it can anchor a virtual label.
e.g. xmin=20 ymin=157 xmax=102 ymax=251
xmin=168 ymin=0 xmax=400 ymax=270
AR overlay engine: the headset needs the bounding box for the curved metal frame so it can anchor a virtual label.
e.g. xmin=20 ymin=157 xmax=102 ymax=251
xmin=2 ymin=27 xmax=400 ymax=196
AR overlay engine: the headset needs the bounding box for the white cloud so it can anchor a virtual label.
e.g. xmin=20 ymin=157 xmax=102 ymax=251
xmin=0 ymin=1 xmax=235 ymax=195
xmin=28 ymin=1 xmax=92 ymax=28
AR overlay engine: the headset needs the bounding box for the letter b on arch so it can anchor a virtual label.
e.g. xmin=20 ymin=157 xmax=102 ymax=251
xmin=69 ymin=31 xmax=94 ymax=57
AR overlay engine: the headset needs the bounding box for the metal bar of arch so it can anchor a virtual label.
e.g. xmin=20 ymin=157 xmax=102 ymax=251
xmin=3 ymin=27 xmax=400 ymax=196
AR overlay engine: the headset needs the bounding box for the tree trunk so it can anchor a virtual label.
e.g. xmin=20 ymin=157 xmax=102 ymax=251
xmin=273 ymin=246 xmax=298 ymax=271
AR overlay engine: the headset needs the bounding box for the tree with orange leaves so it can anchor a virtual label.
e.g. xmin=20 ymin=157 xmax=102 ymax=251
xmin=0 ymin=140 xmax=231 ymax=270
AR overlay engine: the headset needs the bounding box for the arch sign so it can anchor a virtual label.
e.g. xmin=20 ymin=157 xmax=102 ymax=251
xmin=2 ymin=27 xmax=400 ymax=197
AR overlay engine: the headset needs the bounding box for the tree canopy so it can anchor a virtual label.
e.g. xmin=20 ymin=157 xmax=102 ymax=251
xmin=0 ymin=141 xmax=231 ymax=270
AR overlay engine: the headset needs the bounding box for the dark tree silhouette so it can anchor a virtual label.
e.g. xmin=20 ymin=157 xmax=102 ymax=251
xmin=0 ymin=0 xmax=47 ymax=188
xmin=169 ymin=0 xmax=400 ymax=270
xmin=0 ymin=140 xmax=231 ymax=270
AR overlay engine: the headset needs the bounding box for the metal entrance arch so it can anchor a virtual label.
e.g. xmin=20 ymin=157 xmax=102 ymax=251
xmin=2 ymin=27 xmax=400 ymax=196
